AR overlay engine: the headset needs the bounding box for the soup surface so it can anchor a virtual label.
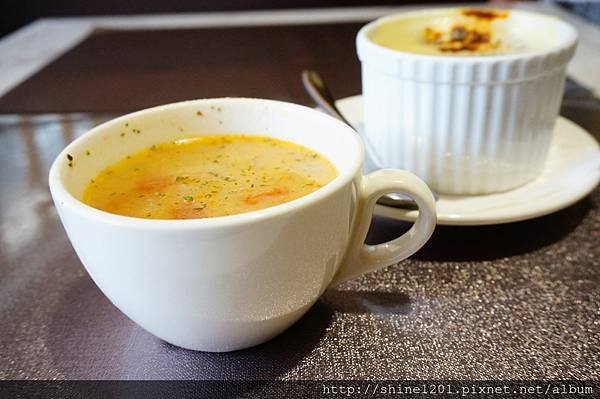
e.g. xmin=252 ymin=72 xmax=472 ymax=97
xmin=83 ymin=135 xmax=337 ymax=219
xmin=370 ymin=8 xmax=552 ymax=56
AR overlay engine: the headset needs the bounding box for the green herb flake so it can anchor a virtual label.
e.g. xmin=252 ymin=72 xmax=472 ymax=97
xmin=120 ymin=132 xmax=125 ymax=137
xmin=150 ymin=145 xmax=157 ymax=151
xmin=183 ymin=195 xmax=194 ymax=202
xmin=86 ymin=150 xmax=91 ymax=156
xmin=196 ymin=111 xmax=203 ymax=116
xmin=175 ymin=176 xmax=189 ymax=182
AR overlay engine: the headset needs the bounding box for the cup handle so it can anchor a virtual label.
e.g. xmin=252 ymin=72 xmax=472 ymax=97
xmin=329 ymin=169 xmax=437 ymax=287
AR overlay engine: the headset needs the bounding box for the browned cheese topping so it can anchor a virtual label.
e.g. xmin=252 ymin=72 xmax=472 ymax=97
xmin=424 ymin=9 xmax=508 ymax=53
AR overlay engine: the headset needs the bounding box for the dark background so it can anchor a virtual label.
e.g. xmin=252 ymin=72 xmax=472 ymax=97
xmin=6 ymin=1 xmax=599 ymax=40
xmin=1 ymin=0 xmax=473 ymax=38
xmin=5 ymin=1 xmax=600 ymax=42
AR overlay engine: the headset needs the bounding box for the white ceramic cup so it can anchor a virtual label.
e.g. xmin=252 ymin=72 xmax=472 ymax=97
xmin=357 ymin=8 xmax=578 ymax=194
xmin=49 ymin=98 xmax=436 ymax=352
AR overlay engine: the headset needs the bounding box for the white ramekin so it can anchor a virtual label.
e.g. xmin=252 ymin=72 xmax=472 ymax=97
xmin=357 ymin=8 xmax=578 ymax=194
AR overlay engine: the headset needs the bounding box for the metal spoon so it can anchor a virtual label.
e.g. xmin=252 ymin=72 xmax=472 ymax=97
xmin=302 ymin=70 xmax=353 ymax=126
xmin=302 ymin=69 xmax=421 ymax=210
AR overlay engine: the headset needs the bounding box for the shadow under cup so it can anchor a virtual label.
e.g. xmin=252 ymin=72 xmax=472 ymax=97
xmin=357 ymin=8 xmax=578 ymax=195
xmin=48 ymin=98 xmax=365 ymax=352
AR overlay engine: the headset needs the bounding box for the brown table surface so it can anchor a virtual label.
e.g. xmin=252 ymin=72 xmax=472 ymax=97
xmin=0 ymin=23 xmax=599 ymax=381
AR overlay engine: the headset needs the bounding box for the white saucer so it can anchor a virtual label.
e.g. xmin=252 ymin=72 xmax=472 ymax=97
xmin=336 ymin=95 xmax=600 ymax=226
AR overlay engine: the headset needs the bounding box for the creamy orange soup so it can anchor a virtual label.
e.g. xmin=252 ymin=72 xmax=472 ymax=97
xmin=83 ymin=135 xmax=337 ymax=219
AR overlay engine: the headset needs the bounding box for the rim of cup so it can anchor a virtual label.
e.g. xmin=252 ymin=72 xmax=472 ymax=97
xmin=357 ymin=7 xmax=578 ymax=63
xmin=48 ymin=98 xmax=363 ymax=230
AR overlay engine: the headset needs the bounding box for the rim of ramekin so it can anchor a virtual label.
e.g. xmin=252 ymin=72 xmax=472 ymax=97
xmin=357 ymin=7 xmax=578 ymax=64
xmin=48 ymin=97 xmax=364 ymax=231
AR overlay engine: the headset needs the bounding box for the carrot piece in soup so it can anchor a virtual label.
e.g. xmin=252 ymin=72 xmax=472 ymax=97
xmin=244 ymin=187 xmax=289 ymax=205
xmin=135 ymin=176 xmax=173 ymax=193
xmin=171 ymin=204 xmax=206 ymax=219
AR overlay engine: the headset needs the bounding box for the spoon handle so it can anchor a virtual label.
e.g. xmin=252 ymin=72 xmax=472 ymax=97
xmin=301 ymin=70 xmax=353 ymax=126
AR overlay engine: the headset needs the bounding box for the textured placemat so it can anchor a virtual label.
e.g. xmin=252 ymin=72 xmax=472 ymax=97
xmin=0 ymin=112 xmax=598 ymax=380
